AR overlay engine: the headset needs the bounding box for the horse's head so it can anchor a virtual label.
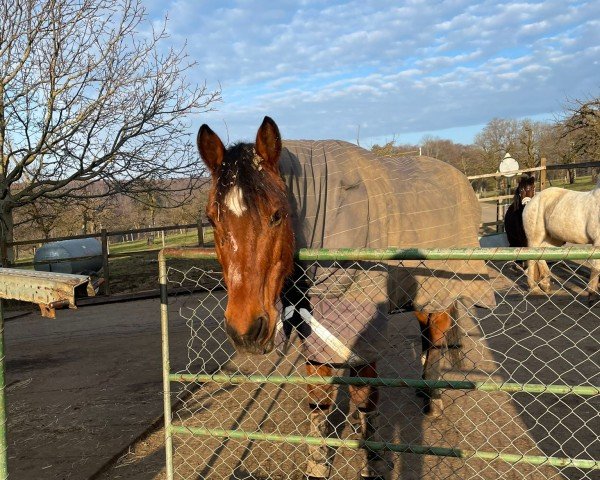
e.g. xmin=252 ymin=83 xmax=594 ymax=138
xmin=197 ymin=117 xmax=294 ymax=354
xmin=514 ymin=175 xmax=536 ymax=209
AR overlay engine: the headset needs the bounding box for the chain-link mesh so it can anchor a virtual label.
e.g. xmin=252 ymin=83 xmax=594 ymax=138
xmin=161 ymin=249 xmax=599 ymax=480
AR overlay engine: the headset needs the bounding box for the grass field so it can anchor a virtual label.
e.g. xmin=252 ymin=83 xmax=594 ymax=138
xmin=108 ymin=229 xmax=209 ymax=255
xmin=478 ymin=174 xmax=596 ymax=200
xmin=545 ymin=174 xmax=596 ymax=191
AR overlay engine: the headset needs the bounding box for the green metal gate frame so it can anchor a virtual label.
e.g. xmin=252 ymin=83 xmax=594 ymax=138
xmin=159 ymin=246 xmax=600 ymax=479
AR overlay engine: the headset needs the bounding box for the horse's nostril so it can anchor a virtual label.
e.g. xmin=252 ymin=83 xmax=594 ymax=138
xmin=248 ymin=315 xmax=269 ymax=343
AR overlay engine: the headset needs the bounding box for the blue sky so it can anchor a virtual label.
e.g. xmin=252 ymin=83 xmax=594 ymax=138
xmin=144 ymin=0 xmax=599 ymax=147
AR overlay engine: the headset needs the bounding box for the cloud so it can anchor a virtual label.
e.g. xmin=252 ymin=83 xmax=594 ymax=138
xmin=149 ymin=0 xmax=600 ymax=143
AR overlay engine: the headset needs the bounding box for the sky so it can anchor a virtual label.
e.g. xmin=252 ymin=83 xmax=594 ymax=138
xmin=143 ymin=0 xmax=599 ymax=147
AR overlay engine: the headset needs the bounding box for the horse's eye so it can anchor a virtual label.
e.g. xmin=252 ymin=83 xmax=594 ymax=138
xmin=270 ymin=210 xmax=283 ymax=227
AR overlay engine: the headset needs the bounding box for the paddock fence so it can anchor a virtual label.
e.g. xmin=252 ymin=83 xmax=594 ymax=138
xmin=1 ymin=222 xmax=211 ymax=299
xmin=159 ymin=247 xmax=599 ymax=480
xmin=470 ymin=159 xmax=600 ymax=234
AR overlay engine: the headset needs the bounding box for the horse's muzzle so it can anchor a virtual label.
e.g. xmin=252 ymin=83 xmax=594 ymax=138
xmin=225 ymin=315 xmax=275 ymax=355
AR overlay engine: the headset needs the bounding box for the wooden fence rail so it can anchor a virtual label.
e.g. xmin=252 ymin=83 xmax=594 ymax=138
xmin=6 ymin=223 xmax=204 ymax=247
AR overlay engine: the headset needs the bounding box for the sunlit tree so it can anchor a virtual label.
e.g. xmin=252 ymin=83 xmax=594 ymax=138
xmin=0 ymin=0 xmax=220 ymax=263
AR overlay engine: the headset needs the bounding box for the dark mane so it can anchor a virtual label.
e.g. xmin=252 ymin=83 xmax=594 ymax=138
xmin=511 ymin=188 xmax=521 ymax=211
xmin=215 ymin=142 xmax=287 ymax=216
xmin=505 ymin=174 xmax=535 ymax=248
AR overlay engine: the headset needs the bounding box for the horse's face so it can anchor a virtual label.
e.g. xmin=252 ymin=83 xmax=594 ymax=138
xmin=519 ymin=178 xmax=536 ymax=206
xmin=197 ymin=117 xmax=294 ymax=354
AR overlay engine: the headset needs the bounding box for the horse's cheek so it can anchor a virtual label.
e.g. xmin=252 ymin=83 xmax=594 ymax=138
xmin=263 ymin=232 xmax=291 ymax=305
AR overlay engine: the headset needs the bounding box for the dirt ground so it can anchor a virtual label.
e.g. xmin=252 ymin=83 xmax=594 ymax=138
xmin=90 ymin=260 xmax=598 ymax=480
xmin=4 ymin=297 xmax=194 ymax=480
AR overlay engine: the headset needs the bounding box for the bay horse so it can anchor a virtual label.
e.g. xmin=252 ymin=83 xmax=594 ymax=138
xmin=523 ymin=181 xmax=600 ymax=306
xmin=197 ymin=117 xmax=494 ymax=480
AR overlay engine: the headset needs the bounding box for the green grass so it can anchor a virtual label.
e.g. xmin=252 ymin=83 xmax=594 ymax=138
xmin=108 ymin=229 xmax=214 ymax=254
xmin=13 ymin=228 xmax=216 ymax=263
xmin=106 ymin=228 xmax=217 ymax=294
xmin=545 ymin=175 xmax=596 ymax=192
xmin=478 ymin=175 xmax=596 ymax=200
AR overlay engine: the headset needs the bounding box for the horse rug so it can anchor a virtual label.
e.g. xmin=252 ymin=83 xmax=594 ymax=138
xmin=278 ymin=140 xmax=496 ymax=365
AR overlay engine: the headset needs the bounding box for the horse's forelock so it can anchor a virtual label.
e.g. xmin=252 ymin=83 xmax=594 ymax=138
xmin=215 ymin=142 xmax=286 ymax=218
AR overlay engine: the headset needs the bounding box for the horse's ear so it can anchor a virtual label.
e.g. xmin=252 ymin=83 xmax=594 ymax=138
xmin=197 ymin=124 xmax=225 ymax=175
xmin=255 ymin=116 xmax=282 ymax=172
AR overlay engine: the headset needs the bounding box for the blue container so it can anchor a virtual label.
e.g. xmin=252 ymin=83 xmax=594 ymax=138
xmin=34 ymin=238 xmax=103 ymax=275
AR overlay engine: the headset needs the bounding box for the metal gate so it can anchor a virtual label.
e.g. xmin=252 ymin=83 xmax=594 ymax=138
xmin=159 ymin=247 xmax=599 ymax=479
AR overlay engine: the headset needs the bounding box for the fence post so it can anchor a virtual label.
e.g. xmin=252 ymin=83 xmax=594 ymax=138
xmin=101 ymin=228 xmax=110 ymax=296
xmin=197 ymin=220 xmax=205 ymax=247
xmin=0 ymin=239 xmax=6 ymax=268
xmin=159 ymin=253 xmax=174 ymax=480
xmin=0 ymin=300 xmax=7 ymax=479
xmin=496 ymin=200 xmax=502 ymax=233
xmin=540 ymin=157 xmax=547 ymax=190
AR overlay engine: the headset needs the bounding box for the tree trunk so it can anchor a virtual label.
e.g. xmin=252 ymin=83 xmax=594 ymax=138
xmin=0 ymin=201 xmax=15 ymax=266
xmin=82 ymin=212 xmax=90 ymax=235
xmin=568 ymin=169 xmax=576 ymax=184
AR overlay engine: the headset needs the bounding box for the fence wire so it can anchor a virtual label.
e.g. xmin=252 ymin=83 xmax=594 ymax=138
xmin=161 ymin=249 xmax=599 ymax=480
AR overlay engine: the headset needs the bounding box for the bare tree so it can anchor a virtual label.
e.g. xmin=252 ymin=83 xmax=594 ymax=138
xmin=14 ymin=197 xmax=63 ymax=240
xmin=562 ymin=96 xmax=600 ymax=163
xmin=474 ymin=117 xmax=523 ymax=173
xmin=419 ymin=135 xmax=482 ymax=176
xmin=475 ymin=117 xmax=556 ymax=171
xmin=0 ymin=0 xmax=221 ymax=263
xmin=371 ymin=139 xmax=420 ymax=157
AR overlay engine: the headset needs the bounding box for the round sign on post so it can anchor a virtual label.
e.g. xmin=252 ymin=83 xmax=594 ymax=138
xmin=499 ymin=153 xmax=519 ymax=177
xmin=498 ymin=152 xmax=519 ymax=178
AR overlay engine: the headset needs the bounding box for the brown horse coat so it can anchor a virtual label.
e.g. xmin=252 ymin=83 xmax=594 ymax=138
xmin=279 ymin=140 xmax=495 ymax=364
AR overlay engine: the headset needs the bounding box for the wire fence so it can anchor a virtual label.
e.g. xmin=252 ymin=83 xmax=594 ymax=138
xmin=160 ymin=247 xmax=599 ymax=480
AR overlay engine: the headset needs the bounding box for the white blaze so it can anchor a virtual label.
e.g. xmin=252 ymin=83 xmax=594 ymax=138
xmin=224 ymin=186 xmax=247 ymax=216
xmin=229 ymin=265 xmax=242 ymax=287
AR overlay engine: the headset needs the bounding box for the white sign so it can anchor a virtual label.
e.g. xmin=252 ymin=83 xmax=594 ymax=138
xmin=499 ymin=153 xmax=519 ymax=177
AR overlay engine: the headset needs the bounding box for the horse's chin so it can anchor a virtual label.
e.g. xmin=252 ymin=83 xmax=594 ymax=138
xmin=230 ymin=337 xmax=276 ymax=355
